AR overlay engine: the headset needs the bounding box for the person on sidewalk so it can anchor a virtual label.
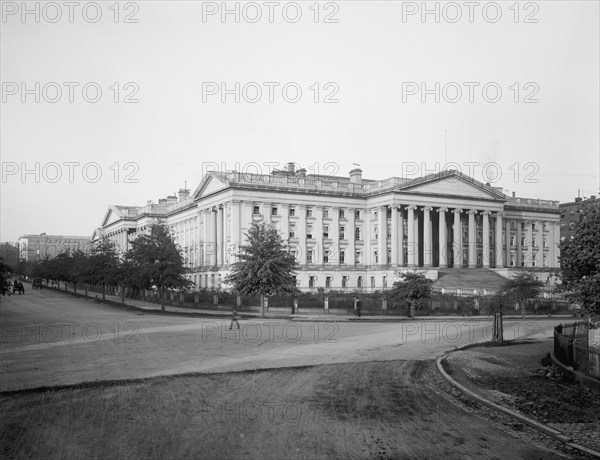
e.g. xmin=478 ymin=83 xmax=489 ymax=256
xmin=229 ymin=307 xmax=240 ymax=330
xmin=356 ymin=297 xmax=362 ymax=318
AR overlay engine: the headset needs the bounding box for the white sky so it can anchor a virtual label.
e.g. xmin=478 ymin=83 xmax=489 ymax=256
xmin=1 ymin=0 xmax=599 ymax=242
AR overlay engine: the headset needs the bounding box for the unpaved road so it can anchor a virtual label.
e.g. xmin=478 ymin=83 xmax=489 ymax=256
xmin=1 ymin=360 xmax=567 ymax=460
xmin=0 ymin=288 xmax=562 ymax=392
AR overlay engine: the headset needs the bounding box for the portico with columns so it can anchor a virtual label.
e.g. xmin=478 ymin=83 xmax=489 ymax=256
xmin=95 ymin=165 xmax=562 ymax=292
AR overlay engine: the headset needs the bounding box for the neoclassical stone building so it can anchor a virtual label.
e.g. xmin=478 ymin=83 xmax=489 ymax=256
xmin=94 ymin=164 xmax=561 ymax=291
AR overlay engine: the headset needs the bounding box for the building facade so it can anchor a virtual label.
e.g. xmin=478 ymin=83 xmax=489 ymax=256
xmin=18 ymin=233 xmax=91 ymax=261
xmin=94 ymin=164 xmax=561 ymax=291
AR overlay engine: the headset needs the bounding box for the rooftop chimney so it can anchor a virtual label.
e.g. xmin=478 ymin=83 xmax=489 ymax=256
xmin=178 ymin=188 xmax=190 ymax=201
xmin=296 ymin=168 xmax=306 ymax=178
xmin=287 ymin=162 xmax=295 ymax=174
xmin=349 ymin=168 xmax=363 ymax=185
xmin=158 ymin=198 xmax=168 ymax=205
xmin=512 ymin=191 xmax=516 ymax=198
xmin=166 ymin=195 xmax=178 ymax=204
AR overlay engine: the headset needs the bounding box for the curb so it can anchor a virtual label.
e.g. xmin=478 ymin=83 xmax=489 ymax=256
xmin=436 ymin=349 xmax=600 ymax=458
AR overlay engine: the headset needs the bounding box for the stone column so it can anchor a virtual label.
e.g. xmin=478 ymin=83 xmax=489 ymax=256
xmin=482 ymin=210 xmax=490 ymax=268
xmin=453 ymin=209 xmax=462 ymax=268
xmin=330 ymin=207 xmax=339 ymax=264
xmin=423 ymin=206 xmax=433 ymax=267
xmin=438 ymin=207 xmax=447 ymax=268
xmin=230 ymin=201 xmax=241 ymax=263
xmin=216 ymin=206 xmax=223 ymax=266
xmin=524 ymin=220 xmax=533 ymax=267
xmin=378 ymin=206 xmax=386 ymax=266
xmin=468 ymin=210 xmax=477 ymax=268
xmin=298 ymin=204 xmax=307 ymax=265
xmin=534 ymin=220 xmax=542 ymax=267
xmin=407 ymin=205 xmax=417 ymax=268
xmin=347 ymin=207 xmax=355 ymax=266
xmin=280 ymin=203 xmax=289 ymax=243
xmin=516 ymin=220 xmax=523 ymax=267
xmin=314 ymin=206 xmax=323 ymax=264
xmin=391 ymin=205 xmax=399 ymax=266
xmin=495 ymin=212 xmax=503 ymax=268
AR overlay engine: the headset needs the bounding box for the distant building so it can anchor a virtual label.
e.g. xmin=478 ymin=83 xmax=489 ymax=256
xmin=94 ymin=164 xmax=562 ymax=291
xmin=18 ymin=234 xmax=91 ymax=261
xmin=559 ymin=195 xmax=597 ymax=242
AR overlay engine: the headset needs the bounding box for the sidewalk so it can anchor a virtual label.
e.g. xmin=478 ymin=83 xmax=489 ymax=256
xmin=74 ymin=289 xmax=573 ymax=322
xmin=439 ymin=339 xmax=600 ymax=457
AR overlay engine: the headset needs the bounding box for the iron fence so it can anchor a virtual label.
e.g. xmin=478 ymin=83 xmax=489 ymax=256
xmin=554 ymin=321 xmax=600 ymax=379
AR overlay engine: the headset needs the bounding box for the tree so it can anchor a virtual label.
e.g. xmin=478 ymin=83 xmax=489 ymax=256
xmin=482 ymin=293 xmax=508 ymax=343
xmin=89 ymin=237 xmax=121 ymax=302
xmin=559 ymin=197 xmax=600 ymax=317
xmin=1 ymin=258 xmax=14 ymax=296
xmin=504 ymin=271 xmax=544 ymax=316
xmin=124 ymin=221 xmax=190 ymax=311
xmin=387 ymin=272 xmax=433 ymax=318
xmin=224 ymin=219 xmax=298 ymax=317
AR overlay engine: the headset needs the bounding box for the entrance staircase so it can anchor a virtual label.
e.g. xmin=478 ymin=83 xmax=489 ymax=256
xmin=434 ymin=268 xmax=509 ymax=292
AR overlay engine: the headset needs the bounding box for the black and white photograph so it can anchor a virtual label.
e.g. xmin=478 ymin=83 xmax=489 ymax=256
xmin=1 ymin=1 xmax=599 ymax=459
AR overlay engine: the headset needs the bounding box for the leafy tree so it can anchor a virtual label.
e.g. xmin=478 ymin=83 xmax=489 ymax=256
xmin=387 ymin=272 xmax=433 ymax=318
xmin=124 ymin=221 xmax=190 ymax=311
xmin=0 ymin=243 xmax=20 ymax=269
xmin=89 ymin=237 xmax=122 ymax=302
xmin=225 ymin=219 xmax=298 ymax=317
xmin=504 ymin=271 xmax=544 ymax=316
xmin=1 ymin=258 xmax=14 ymax=296
xmin=559 ymin=197 xmax=600 ymax=318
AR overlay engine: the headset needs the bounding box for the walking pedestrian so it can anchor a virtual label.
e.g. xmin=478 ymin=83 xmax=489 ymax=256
xmin=229 ymin=307 xmax=240 ymax=330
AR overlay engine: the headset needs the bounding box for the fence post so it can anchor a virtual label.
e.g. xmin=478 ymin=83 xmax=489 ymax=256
xmin=382 ymin=298 xmax=387 ymax=315
xmin=179 ymin=292 xmax=184 ymax=307
xmin=213 ymin=294 xmax=218 ymax=306
xmin=324 ymin=297 xmax=329 ymax=314
xmin=194 ymin=293 xmax=199 ymax=308
xmin=293 ymin=298 xmax=298 ymax=314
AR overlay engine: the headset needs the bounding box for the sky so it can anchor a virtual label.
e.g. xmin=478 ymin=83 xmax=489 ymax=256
xmin=1 ymin=0 xmax=599 ymax=242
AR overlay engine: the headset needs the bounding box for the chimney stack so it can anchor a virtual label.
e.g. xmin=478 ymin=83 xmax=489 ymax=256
xmin=350 ymin=168 xmax=363 ymax=185
xmin=178 ymin=188 xmax=190 ymax=201
xmin=512 ymin=191 xmax=516 ymax=198
xmin=287 ymin=162 xmax=295 ymax=174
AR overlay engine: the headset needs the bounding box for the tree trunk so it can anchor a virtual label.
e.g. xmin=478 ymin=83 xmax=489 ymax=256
xmin=493 ymin=312 xmax=504 ymax=343
xmin=161 ymin=288 xmax=165 ymax=312
xmin=260 ymin=294 xmax=265 ymax=318
xmin=121 ymin=285 xmax=125 ymax=305
xmin=102 ymin=283 xmax=106 ymax=302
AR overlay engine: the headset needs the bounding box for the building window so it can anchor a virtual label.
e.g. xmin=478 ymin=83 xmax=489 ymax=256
xmin=324 ymin=250 xmax=329 ymax=263
xmin=543 ymin=255 xmax=547 ymax=267
xmin=307 ymin=250 xmax=313 ymax=263
xmin=543 ymin=236 xmax=547 ymax=248
xmin=532 ymin=223 xmax=536 ymax=230
xmin=374 ymin=211 xmax=378 ymax=219
xmin=355 ymin=210 xmax=361 ymax=220
xmin=339 ymin=209 xmax=345 ymax=219
xmin=289 ymin=223 xmax=296 ymax=238
xmin=387 ymin=249 xmax=391 ymax=264
xmin=373 ymin=226 xmax=378 ymax=239
xmin=387 ymin=224 xmax=391 ymax=239
xmin=307 ymin=224 xmax=313 ymax=239
xmin=357 ymin=276 xmax=363 ymax=288
xmin=521 ymin=254 xmax=525 ymax=266
xmin=373 ymin=250 xmax=378 ymax=264
xmin=387 ymin=208 xmax=392 ymax=218
xmin=521 ymin=237 xmax=525 ymax=247
xmin=371 ymin=276 xmax=375 ymax=288
xmin=355 ymin=227 xmax=361 ymax=240
xmin=323 ymin=209 xmax=329 ymax=218
xmin=309 ymin=276 xmax=315 ymax=288
xmin=325 ymin=276 xmax=331 ymax=288
xmin=510 ymin=255 xmax=515 ymax=267
xmin=340 ymin=250 xmax=345 ymax=264
xmin=339 ymin=226 xmax=345 ymax=240
xmin=323 ymin=225 xmax=329 ymax=238
xmin=532 ymin=237 xmax=537 ymax=247
xmin=271 ymin=207 xmax=278 ymax=216
xmin=355 ymin=250 xmax=361 ymax=264
xmin=532 ymin=258 xmax=537 ymax=267
xmin=291 ymin=250 xmax=297 ymax=260
xmin=253 ymin=205 xmax=260 ymax=215
xmin=521 ymin=222 xmax=525 ymax=231
xmin=289 ymin=207 xmax=296 ymax=217
xmin=510 ymin=235 xmax=516 ymax=246
xmin=306 ymin=208 xmax=313 ymax=218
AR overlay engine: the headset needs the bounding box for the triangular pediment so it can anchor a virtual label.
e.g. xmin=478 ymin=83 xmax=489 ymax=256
xmin=400 ymin=172 xmax=505 ymax=200
xmin=101 ymin=205 xmax=125 ymax=227
xmin=192 ymin=174 xmax=228 ymax=200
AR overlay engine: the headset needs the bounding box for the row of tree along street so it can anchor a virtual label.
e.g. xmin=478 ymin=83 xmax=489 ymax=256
xmin=2 ymin=197 xmax=599 ymax=332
